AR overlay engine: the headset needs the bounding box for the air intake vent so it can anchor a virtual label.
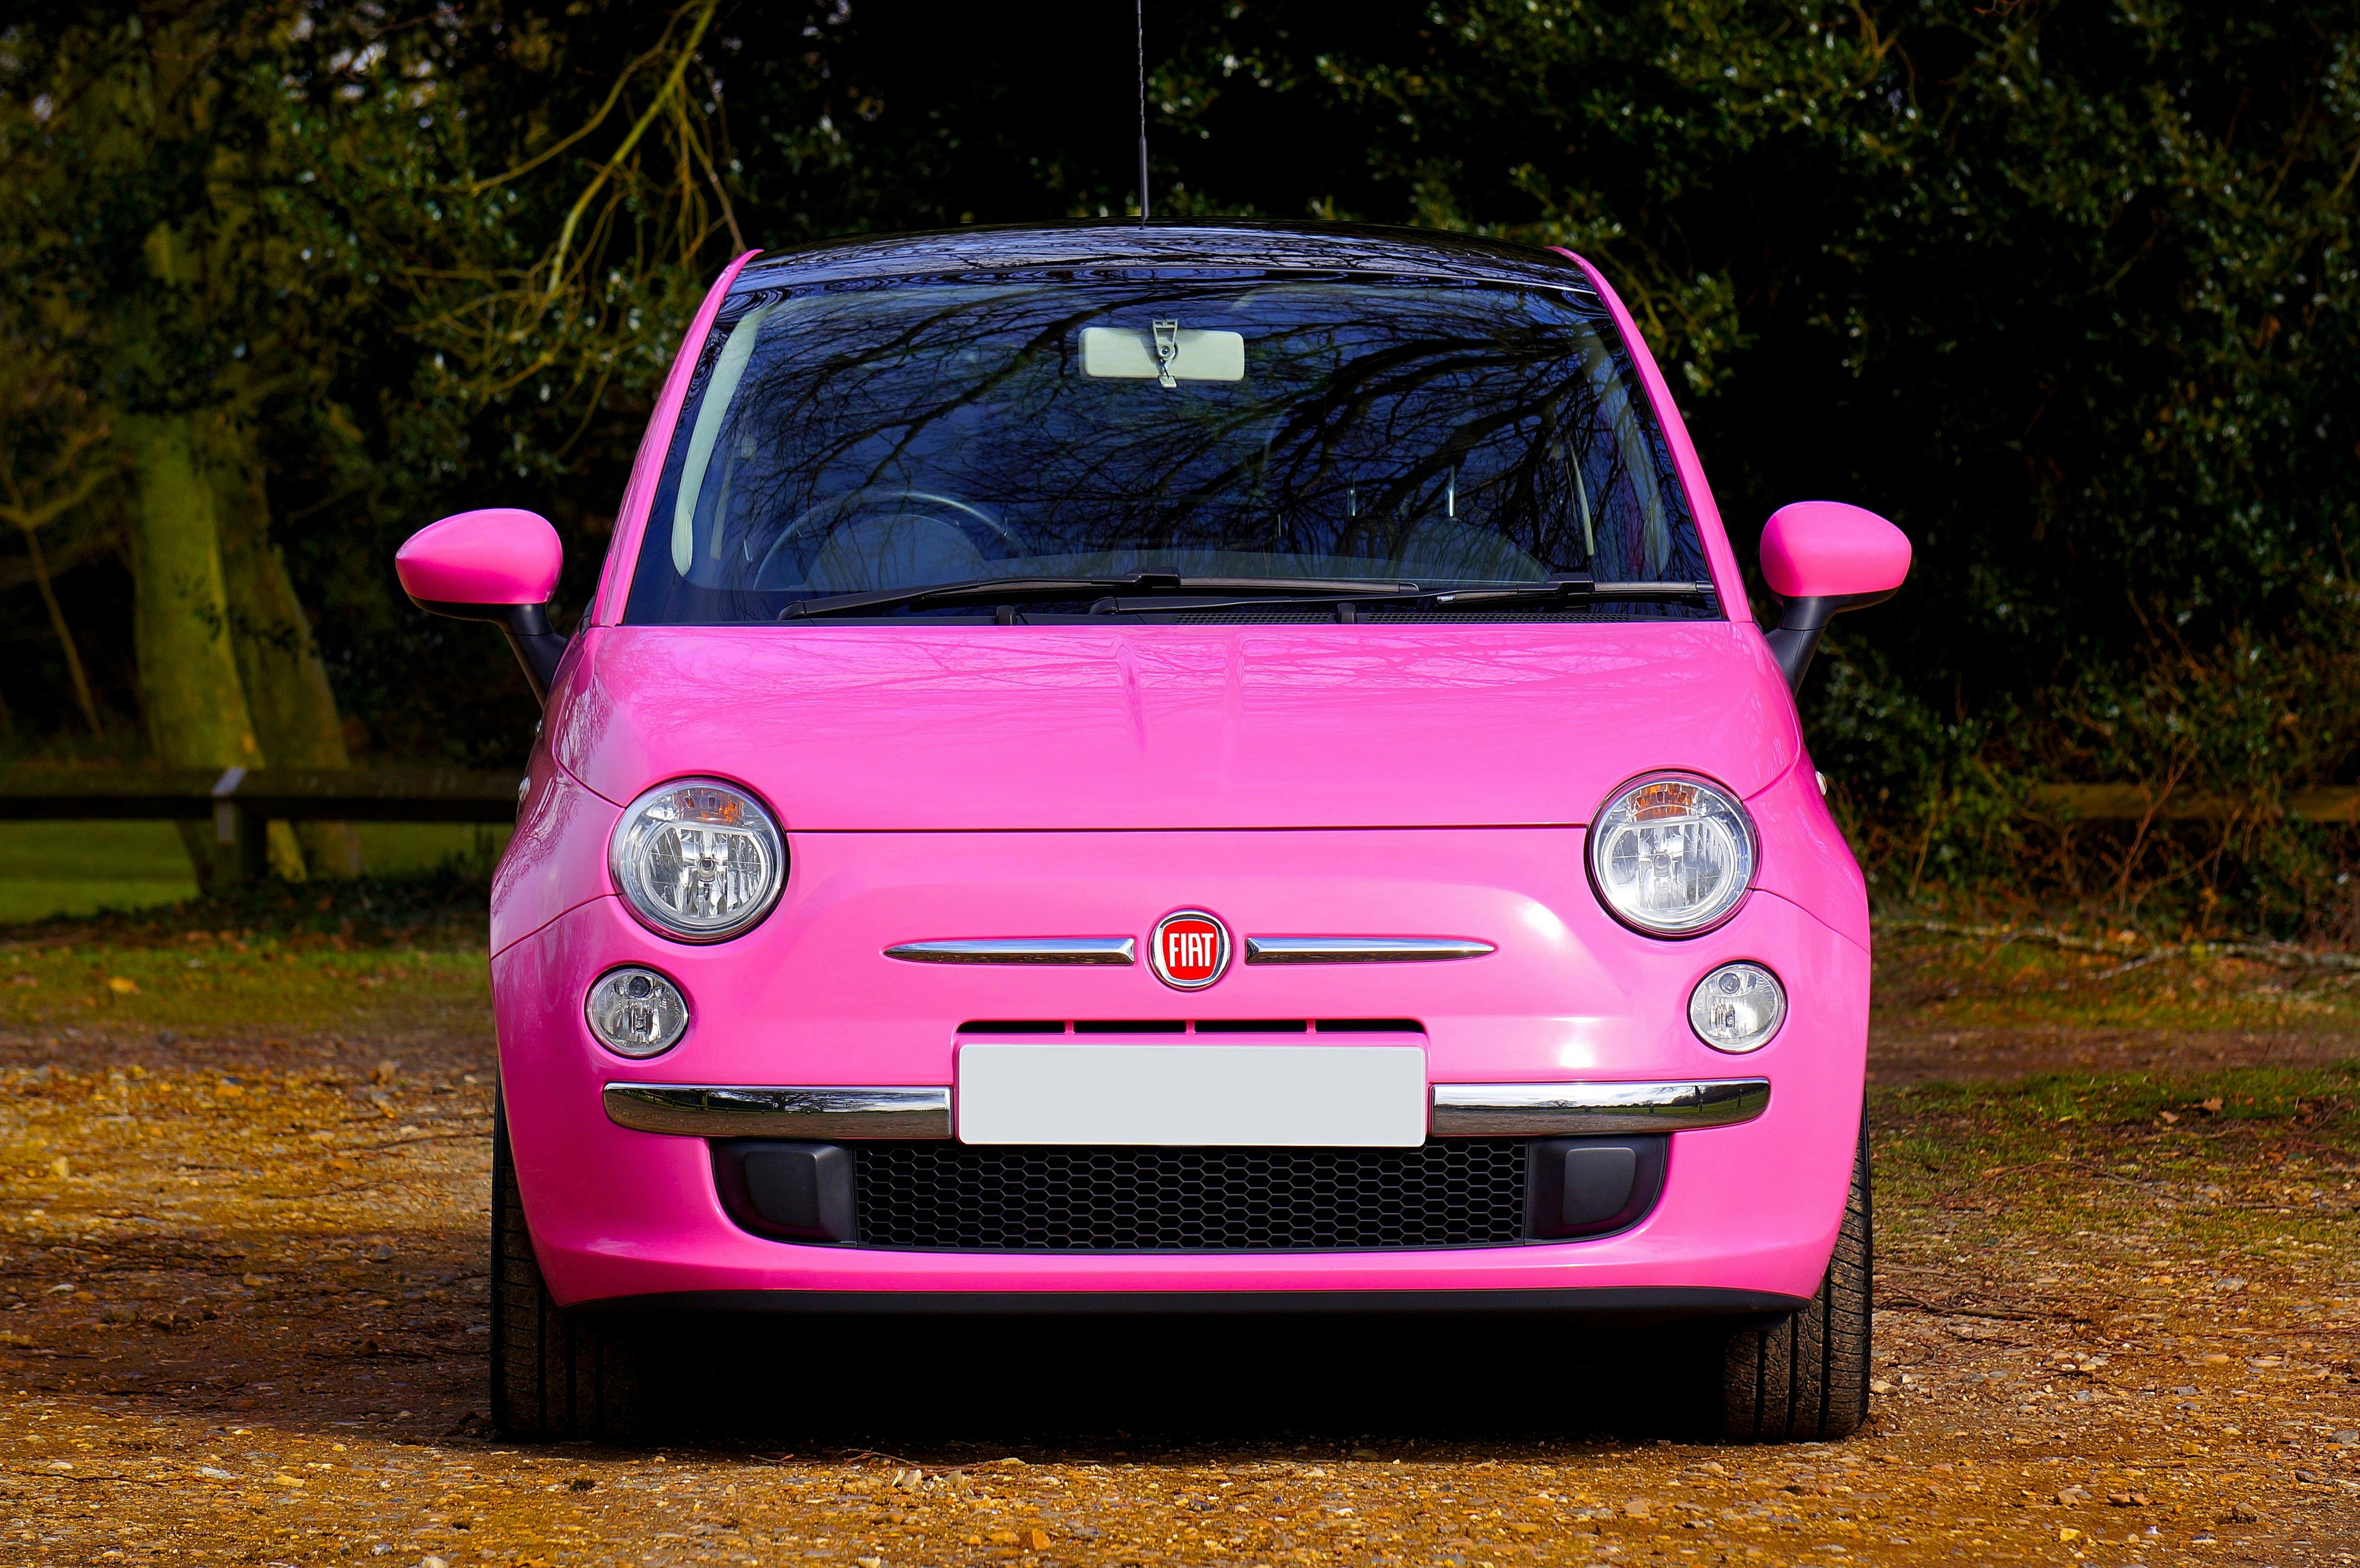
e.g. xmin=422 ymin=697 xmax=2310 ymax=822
xmin=849 ymin=1140 xmax=1526 ymax=1251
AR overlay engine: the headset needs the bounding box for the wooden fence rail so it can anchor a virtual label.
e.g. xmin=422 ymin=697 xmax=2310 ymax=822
xmin=0 ymin=771 xmax=2353 ymax=890
xmin=0 ymin=766 xmax=521 ymax=885
xmin=2032 ymin=784 xmax=2360 ymax=824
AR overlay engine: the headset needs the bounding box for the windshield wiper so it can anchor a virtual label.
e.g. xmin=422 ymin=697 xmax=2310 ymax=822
xmin=780 ymin=573 xmax=1716 ymax=621
xmin=1416 ymin=576 xmax=1718 ymax=609
xmin=777 ymin=575 xmax=1408 ymax=620
xmin=782 ymin=576 xmax=1150 ymax=620
xmin=1084 ymin=575 xmax=1719 ymax=617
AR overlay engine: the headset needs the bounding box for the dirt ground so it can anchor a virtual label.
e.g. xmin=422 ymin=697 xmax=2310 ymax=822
xmin=0 ymin=917 xmax=2356 ymax=1567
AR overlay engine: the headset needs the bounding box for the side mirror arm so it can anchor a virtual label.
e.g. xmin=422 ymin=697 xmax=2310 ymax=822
xmin=394 ymin=509 xmax=568 ymax=705
xmin=412 ymin=598 xmax=568 ymax=706
xmin=1765 ymin=588 xmax=1896 ymax=693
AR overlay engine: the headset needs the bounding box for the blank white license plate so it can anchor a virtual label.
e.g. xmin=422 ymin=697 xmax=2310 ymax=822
xmin=956 ymin=1043 xmax=1428 ymax=1147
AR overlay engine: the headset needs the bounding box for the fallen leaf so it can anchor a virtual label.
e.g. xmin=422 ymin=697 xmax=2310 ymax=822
xmin=47 ymin=1156 xmax=68 ymax=1180
xmin=1025 ymin=1528 xmax=1051 ymax=1550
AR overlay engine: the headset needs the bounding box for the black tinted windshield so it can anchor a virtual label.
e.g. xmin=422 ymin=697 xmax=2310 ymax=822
xmin=626 ymin=269 xmax=1715 ymax=623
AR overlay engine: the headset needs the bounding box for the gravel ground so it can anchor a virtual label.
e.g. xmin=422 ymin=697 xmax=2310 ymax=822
xmin=0 ymin=931 xmax=2356 ymax=1567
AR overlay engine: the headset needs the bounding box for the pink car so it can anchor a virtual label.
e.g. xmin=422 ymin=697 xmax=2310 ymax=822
xmin=396 ymin=225 xmax=1910 ymax=1443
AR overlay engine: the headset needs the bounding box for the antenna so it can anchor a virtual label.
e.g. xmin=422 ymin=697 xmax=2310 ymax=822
xmin=1135 ymin=0 xmax=1150 ymax=223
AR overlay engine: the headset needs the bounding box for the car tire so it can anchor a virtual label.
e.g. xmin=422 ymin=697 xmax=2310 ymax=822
xmin=489 ymin=1093 xmax=646 ymax=1441
xmin=1715 ymin=1114 xmax=1872 ymax=1442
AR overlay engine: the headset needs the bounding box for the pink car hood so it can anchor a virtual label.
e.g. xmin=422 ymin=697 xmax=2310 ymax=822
xmin=549 ymin=621 xmax=1800 ymax=830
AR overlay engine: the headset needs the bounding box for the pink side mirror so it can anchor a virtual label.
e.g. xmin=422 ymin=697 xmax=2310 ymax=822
xmin=1758 ymin=502 xmax=1911 ymax=692
xmin=396 ymin=507 xmax=563 ymax=606
xmin=395 ymin=508 xmax=568 ymax=705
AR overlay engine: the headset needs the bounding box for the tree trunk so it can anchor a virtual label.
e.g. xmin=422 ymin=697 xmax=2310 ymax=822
xmin=122 ymin=412 xmax=271 ymax=891
xmin=212 ymin=425 xmax=364 ymax=877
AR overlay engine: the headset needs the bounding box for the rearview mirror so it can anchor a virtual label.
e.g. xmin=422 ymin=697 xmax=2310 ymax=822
xmin=1080 ymin=324 xmax=1245 ymax=384
xmin=395 ymin=508 xmax=569 ymax=705
xmin=1758 ymin=501 xmax=1911 ymax=692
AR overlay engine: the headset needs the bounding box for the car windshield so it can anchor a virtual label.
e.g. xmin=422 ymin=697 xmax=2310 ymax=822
xmin=625 ymin=270 xmax=1717 ymax=622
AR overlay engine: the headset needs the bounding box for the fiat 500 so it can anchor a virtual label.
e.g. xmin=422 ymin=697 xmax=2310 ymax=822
xmin=396 ymin=223 xmax=1911 ymax=1442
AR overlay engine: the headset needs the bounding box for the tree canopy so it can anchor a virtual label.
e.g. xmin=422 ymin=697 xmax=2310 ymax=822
xmin=1 ymin=0 xmax=2354 ymax=916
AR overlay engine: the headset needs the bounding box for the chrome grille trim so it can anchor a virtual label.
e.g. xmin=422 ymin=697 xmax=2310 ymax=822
xmin=884 ymin=938 xmax=1136 ymax=966
xmin=603 ymin=1084 xmax=951 ymax=1139
xmin=1243 ymin=936 xmax=1496 ymax=964
xmin=1430 ymin=1078 xmax=1770 ymax=1136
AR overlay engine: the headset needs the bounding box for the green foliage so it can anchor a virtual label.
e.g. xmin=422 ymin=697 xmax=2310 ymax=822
xmin=0 ymin=2 xmax=736 ymax=759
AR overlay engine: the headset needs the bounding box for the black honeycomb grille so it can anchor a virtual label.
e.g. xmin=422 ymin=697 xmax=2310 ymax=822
xmin=850 ymin=1141 xmax=1528 ymax=1251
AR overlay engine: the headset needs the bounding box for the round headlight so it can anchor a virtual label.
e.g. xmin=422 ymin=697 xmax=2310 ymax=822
xmin=586 ymin=966 xmax=691 ymax=1057
xmin=609 ymin=778 xmax=786 ymax=942
xmin=1587 ymin=772 xmax=1757 ymax=936
xmin=1689 ymin=961 xmax=1786 ymax=1053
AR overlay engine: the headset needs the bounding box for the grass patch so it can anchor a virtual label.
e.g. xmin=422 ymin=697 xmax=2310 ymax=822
xmin=0 ymin=940 xmax=490 ymax=1039
xmin=0 ymin=866 xmax=491 ymax=949
xmin=0 ymin=819 xmax=511 ymax=924
xmin=1871 ymin=1066 xmax=2360 ymax=1303
xmin=1872 ymin=924 xmax=2360 ymax=1033
xmin=0 ymin=868 xmax=495 ymax=1038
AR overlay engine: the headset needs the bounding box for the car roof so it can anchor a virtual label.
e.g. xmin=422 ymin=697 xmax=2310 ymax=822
xmin=729 ymin=220 xmax=1598 ymax=296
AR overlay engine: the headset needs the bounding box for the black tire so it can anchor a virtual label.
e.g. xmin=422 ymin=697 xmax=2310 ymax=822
xmin=1714 ymin=1115 xmax=1872 ymax=1442
xmin=489 ymin=1093 xmax=646 ymax=1441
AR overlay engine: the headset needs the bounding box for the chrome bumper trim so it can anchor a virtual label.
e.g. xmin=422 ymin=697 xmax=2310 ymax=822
xmin=884 ymin=938 xmax=1136 ymax=966
xmin=603 ymin=1084 xmax=952 ymax=1139
xmin=1244 ymin=936 xmax=1496 ymax=964
xmin=607 ymin=1079 xmax=1767 ymax=1141
xmin=1430 ymin=1078 xmax=1770 ymax=1136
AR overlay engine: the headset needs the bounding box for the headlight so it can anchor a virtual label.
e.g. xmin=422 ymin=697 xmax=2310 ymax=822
xmin=586 ymin=966 xmax=691 ymax=1057
xmin=609 ymin=778 xmax=786 ymax=942
xmin=1689 ymin=961 xmax=1786 ymax=1052
xmin=1587 ymin=772 xmax=1757 ymax=936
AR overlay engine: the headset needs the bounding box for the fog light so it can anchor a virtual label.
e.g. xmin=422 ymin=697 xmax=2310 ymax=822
xmin=1689 ymin=962 xmax=1785 ymax=1053
xmin=586 ymin=966 xmax=690 ymax=1058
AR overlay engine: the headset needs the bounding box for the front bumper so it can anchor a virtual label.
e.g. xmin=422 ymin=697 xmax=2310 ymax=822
xmin=492 ymin=827 xmax=1868 ymax=1310
xmin=598 ymin=1075 xmax=1770 ymax=1139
